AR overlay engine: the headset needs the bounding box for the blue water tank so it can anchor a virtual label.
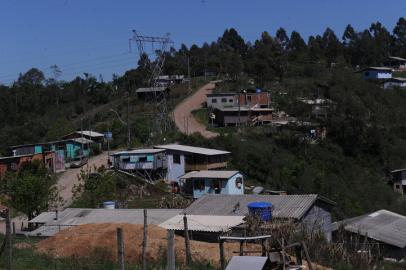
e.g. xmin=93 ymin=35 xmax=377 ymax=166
xmin=247 ymin=202 xmax=273 ymax=221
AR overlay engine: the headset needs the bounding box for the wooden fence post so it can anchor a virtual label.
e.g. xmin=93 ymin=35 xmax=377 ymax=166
xmin=5 ymin=209 xmax=12 ymax=270
xmin=117 ymin=227 xmax=125 ymax=270
xmin=183 ymin=214 xmax=192 ymax=266
xmin=239 ymin=240 xmax=244 ymax=256
xmin=219 ymin=239 xmax=225 ymax=270
xmin=167 ymin=230 xmax=175 ymax=270
xmin=142 ymin=209 xmax=148 ymax=270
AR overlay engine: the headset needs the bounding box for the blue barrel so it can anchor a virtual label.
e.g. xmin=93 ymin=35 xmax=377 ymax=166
xmin=247 ymin=202 xmax=273 ymax=221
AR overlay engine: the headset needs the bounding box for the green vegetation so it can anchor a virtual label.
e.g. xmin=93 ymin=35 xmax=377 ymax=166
xmin=1 ymin=161 xmax=61 ymax=220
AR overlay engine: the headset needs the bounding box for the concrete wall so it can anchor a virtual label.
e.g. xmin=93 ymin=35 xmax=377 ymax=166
xmin=207 ymin=95 xmax=235 ymax=110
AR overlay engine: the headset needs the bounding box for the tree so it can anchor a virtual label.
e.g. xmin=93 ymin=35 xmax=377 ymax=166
xmin=393 ymin=17 xmax=406 ymax=56
xmin=17 ymin=68 xmax=45 ymax=86
xmin=2 ymin=161 xmax=60 ymax=220
xmin=276 ymin=27 xmax=290 ymax=50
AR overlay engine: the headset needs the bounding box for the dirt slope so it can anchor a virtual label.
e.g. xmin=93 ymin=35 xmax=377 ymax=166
xmin=173 ymin=82 xmax=219 ymax=139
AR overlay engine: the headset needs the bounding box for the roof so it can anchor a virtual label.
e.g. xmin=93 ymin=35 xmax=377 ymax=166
xmin=180 ymin=170 xmax=240 ymax=179
xmin=361 ymin=67 xmax=393 ymax=72
xmin=391 ymin=168 xmax=406 ymax=173
xmin=388 ymin=56 xmax=406 ymax=62
xmin=154 ymin=144 xmax=230 ymax=156
xmin=332 ymin=210 xmax=406 ymax=248
xmin=184 ymin=194 xmax=335 ymax=220
xmin=111 ymin=148 xmax=166 ymax=156
xmin=28 ymin=208 xmax=182 ymax=237
xmin=72 ymin=138 xmax=94 ymax=144
xmin=387 ymin=77 xmax=406 ymax=82
xmin=135 ymin=87 xmax=168 ymax=93
xmin=159 ymin=215 xmax=245 ymax=232
xmin=216 ymin=107 xmax=250 ymax=112
xmin=225 ymin=256 xmax=269 ymax=270
xmin=207 ymin=93 xmax=236 ymax=97
xmin=75 ymin=131 xmax=104 ymax=137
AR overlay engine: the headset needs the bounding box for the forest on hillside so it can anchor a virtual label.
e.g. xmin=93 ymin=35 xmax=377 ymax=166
xmin=1 ymin=18 xmax=406 ymax=218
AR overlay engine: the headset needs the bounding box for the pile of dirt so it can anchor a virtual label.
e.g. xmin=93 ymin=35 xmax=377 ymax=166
xmin=36 ymin=223 xmax=244 ymax=265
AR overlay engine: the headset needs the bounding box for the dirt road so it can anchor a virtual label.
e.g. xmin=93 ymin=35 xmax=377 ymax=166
xmin=57 ymin=152 xmax=109 ymax=207
xmin=173 ymin=82 xmax=219 ymax=138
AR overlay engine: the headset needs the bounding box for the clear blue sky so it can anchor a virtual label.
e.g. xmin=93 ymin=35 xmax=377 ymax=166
xmin=1 ymin=0 xmax=405 ymax=84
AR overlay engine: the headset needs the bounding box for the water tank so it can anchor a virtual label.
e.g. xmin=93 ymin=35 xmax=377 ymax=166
xmin=247 ymin=202 xmax=273 ymax=221
xmin=103 ymin=201 xmax=116 ymax=209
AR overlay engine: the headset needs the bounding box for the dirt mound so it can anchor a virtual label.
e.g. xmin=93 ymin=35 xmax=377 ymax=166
xmin=36 ymin=223 xmax=243 ymax=265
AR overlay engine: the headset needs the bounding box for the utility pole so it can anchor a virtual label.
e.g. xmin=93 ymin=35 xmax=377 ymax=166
xmin=126 ymin=91 xmax=131 ymax=150
xmin=187 ymin=56 xmax=191 ymax=93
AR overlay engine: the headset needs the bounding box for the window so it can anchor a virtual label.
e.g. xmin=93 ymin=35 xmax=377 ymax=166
xmin=221 ymin=98 xmax=227 ymax=103
xmin=365 ymin=71 xmax=370 ymax=76
xmin=395 ymin=184 xmax=401 ymax=189
xmin=229 ymin=99 xmax=233 ymax=103
xmin=236 ymin=177 xmax=243 ymax=189
xmin=173 ymin=154 xmax=181 ymax=164
xmin=139 ymin=156 xmax=147 ymax=162
xmin=194 ymin=179 xmax=205 ymax=191
xmin=247 ymin=95 xmax=252 ymax=102
xmin=212 ymin=98 xmax=217 ymax=103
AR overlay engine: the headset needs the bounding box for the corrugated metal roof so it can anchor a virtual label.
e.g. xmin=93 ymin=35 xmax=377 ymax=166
xmin=136 ymin=87 xmax=168 ymax=93
xmin=181 ymin=170 xmax=240 ymax=179
xmin=111 ymin=148 xmax=165 ymax=156
xmin=225 ymin=256 xmax=269 ymax=270
xmin=159 ymin=215 xmax=245 ymax=232
xmin=72 ymin=138 xmax=94 ymax=144
xmin=207 ymin=93 xmax=236 ymax=97
xmin=28 ymin=208 xmax=182 ymax=237
xmin=155 ymin=144 xmax=230 ymax=156
xmin=332 ymin=210 xmax=406 ymax=248
xmin=363 ymin=67 xmax=393 ymax=71
xmin=390 ymin=77 xmax=406 ymax=82
xmin=75 ymin=131 xmax=105 ymax=137
xmin=389 ymin=56 xmax=406 ymax=61
xmin=183 ymin=194 xmax=326 ymax=220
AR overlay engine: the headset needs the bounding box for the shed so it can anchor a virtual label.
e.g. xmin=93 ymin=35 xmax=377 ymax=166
xmin=389 ymin=168 xmax=406 ymax=195
xmin=184 ymin=194 xmax=336 ymax=241
xmin=332 ymin=209 xmax=406 ymax=260
xmin=225 ymin=256 xmax=271 ymax=270
xmin=383 ymin=77 xmax=406 ymax=89
xmin=180 ymin=170 xmax=244 ymax=198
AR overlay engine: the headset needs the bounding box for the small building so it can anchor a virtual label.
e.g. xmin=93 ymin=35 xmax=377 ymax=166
xmin=60 ymin=130 xmax=105 ymax=145
xmin=206 ymin=93 xmax=236 ymax=110
xmin=332 ymin=210 xmax=406 ymax=261
xmin=179 ymin=170 xmax=244 ymax=198
xmin=0 ymin=151 xmax=57 ymax=178
xmin=28 ymin=208 xmax=182 ymax=237
xmin=110 ymin=148 xmax=167 ymax=181
xmin=225 ymin=256 xmax=271 ymax=270
xmin=213 ymin=107 xmax=250 ymax=126
xmin=389 ymin=168 xmax=406 ymax=195
xmin=135 ymin=86 xmax=170 ymax=100
xmin=359 ymin=67 xmax=393 ymax=80
xmin=299 ymin=98 xmax=334 ymax=118
xmin=383 ymin=77 xmax=406 ymax=89
xmin=154 ymin=144 xmax=230 ymax=183
xmin=384 ymin=56 xmax=406 ymax=70
xmin=183 ymin=194 xmax=335 ymax=241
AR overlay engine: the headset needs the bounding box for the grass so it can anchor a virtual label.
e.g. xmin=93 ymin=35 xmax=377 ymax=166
xmin=0 ymin=235 xmax=217 ymax=270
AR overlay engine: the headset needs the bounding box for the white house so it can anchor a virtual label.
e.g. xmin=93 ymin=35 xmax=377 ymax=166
xmin=206 ymin=93 xmax=236 ymax=110
xmin=383 ymin=77 xmax=406 ymax=89
xmin=359 ymin=67 xmax=392 ymax=80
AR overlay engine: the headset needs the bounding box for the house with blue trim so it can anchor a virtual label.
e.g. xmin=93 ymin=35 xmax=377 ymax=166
xmin=179 ymin=170 xmax=244 ymax=198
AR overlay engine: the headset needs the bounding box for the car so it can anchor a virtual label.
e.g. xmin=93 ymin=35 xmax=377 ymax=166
xmin=69 ymin=156 xmax=88 ymax=168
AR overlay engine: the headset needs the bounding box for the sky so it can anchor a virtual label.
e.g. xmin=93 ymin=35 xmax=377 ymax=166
xmin=1 ymin=0 xmax=406 ymax=84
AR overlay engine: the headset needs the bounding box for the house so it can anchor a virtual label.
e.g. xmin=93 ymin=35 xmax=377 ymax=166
xmin=182 ymin=194 xmax=335 ymax=241
xmin=0 ymin=151 xmax=57 ymax=178
xmin=60 ymin=130 xmax=105 ymax=145
xmin=135 ymin=86 xmax=170 ymax=99
xmin=359 ymin=67 xmax=392 ymax=80
xmin=384 ymin=56 xmax=406 ymax=70
xmin=299 ymin=98 xmax=334 ymax=118
xmin=225 ymin=256 xmax=271 ymax=270
xmin=206 ymin=93 xmax=236 ymax=110
xmin=110 ymin=148 xmax=167 ymax=181
xmin=389 ymin=168 xmax=406 ymax=195
xmin=383 ymin=77 xmax=406 ymax=89
xmin=154 ymin=144 xmax=230 ymax=183
xmin=332 ymin=210 xmax=406 ymax=261
xmin=213 ymin=107 xmax=250 ymax=126
xmin=179 ymin=170 xmax=244 ymax=198
xmin=28 ymin=208 xmax=182 ymax=237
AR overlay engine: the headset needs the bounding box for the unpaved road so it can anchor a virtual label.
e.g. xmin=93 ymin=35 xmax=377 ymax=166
xmin=57 ymin=152 xmax=109 ymax=207
xmin=173 ymin=82 xmax=219 ymax=138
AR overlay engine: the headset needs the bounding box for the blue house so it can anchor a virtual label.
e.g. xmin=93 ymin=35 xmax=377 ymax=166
xmin=179 ymin=170 xmax=244 ymax=198
xmin=359 ymin=67 xmax=392 ymax=80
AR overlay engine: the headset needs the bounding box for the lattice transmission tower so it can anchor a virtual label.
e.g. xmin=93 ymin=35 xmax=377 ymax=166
xmin=129 ymin=30 xmax=174 ymax=136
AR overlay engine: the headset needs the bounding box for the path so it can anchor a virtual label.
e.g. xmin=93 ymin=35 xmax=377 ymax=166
xmin=57 ymin=152 xmax=109 ymax=207
xmin=173 ymin=81 xmax=219 ymax=138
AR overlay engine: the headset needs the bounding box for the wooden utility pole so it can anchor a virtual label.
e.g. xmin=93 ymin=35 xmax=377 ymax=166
xmin=142 ymin=209 xmax=148 ymax=270
xmin=116 ymin=227 xmax=125 ymax=270
xmin=166 ymin=230 xmax=175 ymax=270
xmin=219 ymin=239 xmax=225 ymax=270
xmin=183 ymin=214 xmax=192 ymax=266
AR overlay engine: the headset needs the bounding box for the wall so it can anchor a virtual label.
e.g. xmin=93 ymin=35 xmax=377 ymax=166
xmin=363 ymin=70 xmax=392 ymax=80
xmin=301 ymin=204 xmax=332 ymax=242
xmin=384 ymin=81 xmax=406 ymax=89
xmin=207 ymin=95 xmax=235 ymax=110
xmin=224 ymin=173 xmax=244 ymax=195
xmin=165 ymin=151 xmax=185 ymax=182
xmin=191 ymin=173 xmax=244 ymax=198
